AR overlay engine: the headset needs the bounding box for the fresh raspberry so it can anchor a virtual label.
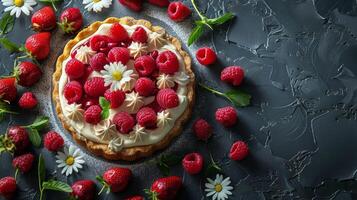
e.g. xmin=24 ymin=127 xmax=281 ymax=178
xmin=15 ymin=61 xmax=42 ymax=87
xmin=0 ymin=77 xmax=17 ymax=102
xmin=78 ymin=66 xmax=94 ymax=84
xmin=156 ymin=51 xmax=179 ymax=74
xmin=90 ymin=35 xmax=111 ymax=52
xmin=215 ymin=106 xmax=237 ymax=127
xmin=0 ymin=177 xmax=16 ymax=199
xmin=220 ymin=66 xmax=245 ymax=86
xmin=18 ymin=92 xmax=38 ymax=109
xmin=64 ymin=81 xmax=83 ymax=104
xmin=150 ymin=50 xmax=159 ymax=60
xmin=104 ymin=89 xmax=125 ymax=109
xmin=136 ymin=107 xmax=157 ymax=128
xmin=90 ymin=53 xmax=109 ymax=71
xmin=148 ymin=0 xmax=169 ymax=7
xmin=135 ymin=77 xmax=155 ymax=97
xmin=131 ymin=27 xmax=148 ymax=43
xmin=84 ymin=105 xmax=102 ymax=125
xmin=182 ymin=152 xmax=203 ymax=175
xmin=168 ymin=2 xmax=191 ymax=21
xmin=118 ymin=0 xmax=143 ymax=12
xmin=156 ymin=89 xmax=179 ymax=109
xmin=44 ymin=131 xmax=64 ymax=152
xmin=102 ymin=167 xmax=132 ymax=193
xmin=108 ymin=22 xmax=129 ymax=43
xmin=71 ymin=180 xmax=96 ymax=200
xmin=81 ymin=97 xmax=99 ymax=110
xmin=193 ymin=119 xmax=212 ymax=141
xmin=229 ymin=141 xmax=249 ymax=161
xmin=65 ymin=59 xmax=85 ymax=79
xmin=134 ymin=55 xmax=156 ymax=77
xmin=196 ymin=47 xmax=217 ymax=65
xmin=7 ymin=126 xmax=30 ymax=153
xmin=12 ymin=153 xmax=35 ymax=173
xmin=84 ymin=77 xmax=106 ymax=97
xmin=125 ymin=196 xmax=144 ymax=200
xmin=108 ymin=47 xmax=130 ymax=64
xmin=113 ymin=112 xmax=135 ymax=134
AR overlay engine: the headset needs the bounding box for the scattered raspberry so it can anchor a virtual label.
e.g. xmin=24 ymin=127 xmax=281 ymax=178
xmin=148 ymin=0 xmax=169 ymax=7
xmin=136 ymin=107 xmax=157 ymax=128
xmin=118 ymin=0 xmax=143 ymax=12
xmin=220 ymin=66 xmax=245 ymax=86
xmin=182 ymin=152 xmax=204 ymax=175
xmin=65 ymin=59 xmax=85 ymax=79
xmin=84 ymin=77 xmax=106 ymax=97
xmin=131 ymin=27 xmax=148 ymax=43
xmin=156 ymin=51 xmax=179 ymax=74
xmin=90 ymin=53 xmax=109 ymax=71
xmin=193 ymin=119 xmax=212 ymax=141
xmin=0 ymin=177 xmax=16 ymax=199
xmin=229 ymin=141 xmax=249 ymax=161
xmin=64 ymin=81 xmax=83 ymax=104
xmin=7 ymin=126 xmax=30 ymax=153
xmin=104 ymin=89 xmax=126 ymax=109
xmin=113 ymin=112 xmax=135 ymax=134
xmin=90 ymin=35 xmax=111 ymax=52
xmin=81 ymin=97 xmax=99 ymax=110
xmin=215 ymin=106 xmax=237 ymax=127
xmin=108 ymin=47 xmax=130 ymax=65
xmin=84 ymin=105 xmax=102 ymax=125
xmin=18 ymin=92 xmax=38 ymax=109
xmin=109 ymin=22 xmax=129 ymax=43
xmin=156 ymin=89 xmax=179 ymax=109
xmin=135 ymin=77 xmax=155 ymax=97
xmin=168 ymin=2 xmax=191 ymax=21
xmin=44 ymin=131 xmax=64 ymax=152
xmin=12 ymin=153 xmax=35 ymax=173
xmin=196 ymin=47 xmax=217 ymax=65
xmin=134 ymin=55 xmax=156 ymax=77
xmin=15 ymin=61 xmax=42 ymax=87
xmin=0 ymin=77 xmax=17 ymax=102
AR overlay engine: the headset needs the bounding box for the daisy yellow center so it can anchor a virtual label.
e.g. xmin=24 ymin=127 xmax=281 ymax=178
xmin=215 ymin=184 xmax=223 ymax=192
xmin=112 ymin=71 xmax=123 ymax=81
xmin=13 ymin=0 xmax=24 ymax=7
xmin=65 ymin=156 xmax=75 ymax=166
xmin=93 ymin=0 xmax=101 ymax=2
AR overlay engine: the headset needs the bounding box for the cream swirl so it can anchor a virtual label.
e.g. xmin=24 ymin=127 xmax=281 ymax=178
xmin=94 ymin=120 xmax=117 ymax=141
xmin=148 ymin=32 xmax=166 ymax=49
xmin=64 ymin=103 xmax=84 ymax=130
xmin=108 ymin=137 xmax=124 ymax=152
xmin=157 ymin=74 xmax=175 ymax=89
xmin=124 ymin=91 xmax=144 ymax=112
xmin=157 ymin=110 xmax=172 ymax=127
xmin=174 ymin=72 xmax=190 ymax=86
xmin=129 ymin=125 xmax=147 ymax=142
xmin=128 ymin=42 xmax=148 ymax=59
xmin=75 ymin=46 xmax=96 ymax=64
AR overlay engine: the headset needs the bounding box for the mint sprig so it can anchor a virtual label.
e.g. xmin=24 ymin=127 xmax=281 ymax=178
xmin=99 ymin=97 xmax=110 ymax=120
xmin=0 ymin=38 xmax=19 ymax=53
xmin=0 ymin=12 xmax=15 ymax=36
xmin=0 ymin=100 xmax=18 ymax=122
xmin=205 ymin=154 xmax=222 ymax=176
xmin=155 ymin=154 xmax=181 ymax=176
xmin=188 ymin=0 xmax=235 ymax=46
xmin=22 ymin=116 xmax=49 ymax=147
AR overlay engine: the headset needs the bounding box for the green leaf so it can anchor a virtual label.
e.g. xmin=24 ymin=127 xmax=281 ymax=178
xmin=38 ymin=154 xmax=46 ymax=191
xmin=157 ymin=162 xmax=170 ymax=176
xmin=26 ymin=116 xmax=49 ymax=130
xmin=188 ymin=24 xmax=204 ymax=46
xmin=156 ymin=154 xmax=181 ymax=176
xmin=99 ymin=97 xmax=110 ymax=120
xmin=38 ymin=0 xmax=63 ymax=11
xmin=28 ymin=128 xmax=41 ymax=147
xmin=225 ymin=90 xmax=251 ymax=107
xmin=207 ymin=12 xmax=235 ymax=25
xmin=0 ymin=12 xmax=15 ymax=35
xmin=42 ymin=180 xmax=72 ymax=193
xmin=0 ymin=38 xmax=19 ymax=53
xmin=205 ymin=156 xmax=222 ymax=176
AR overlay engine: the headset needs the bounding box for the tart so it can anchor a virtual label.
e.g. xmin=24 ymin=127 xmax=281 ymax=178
xmin=53 ymin=17 xmax=195 ymax=161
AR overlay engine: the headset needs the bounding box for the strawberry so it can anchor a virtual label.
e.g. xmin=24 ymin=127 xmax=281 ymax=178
xmin=25 ymin=32 xmax=51 ymax=60
xmin=0 ymin=176 xmax=16 ymax=199
xmin=97 ymin=167 xmax=132 ymax=193
xmin=13 ymin=62 xmax=42 ymax=87
xmin=118 ymin=0 xmax=143 ymax=12
xmin=59 ymin=7 xmax=83 ymax=34
xmin=31 ymin=6 xmax=56 ymax=32
xmin=0 ymin=78 xmax=17 ymax=102
xmin=148 ymin=0 xmax=169 ymax=7
xmin=71 ymin=180 xmax=96 ymax=200
xmin=7 ymin=126 xmax=30 ymax=153
xmin=108 ymin=23 xmax=129 ymax=43
xmin=18 ymin=92 xmax=38 ymax=109
xmin=12 ymin=153 xmax=35 ymax=173
xmin=125 ymin=196 xmax=144 ymax=200
xmin=145 ymin=176 xmax=182 ymax=200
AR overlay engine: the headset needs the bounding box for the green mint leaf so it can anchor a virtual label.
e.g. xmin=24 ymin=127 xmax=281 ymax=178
xmin=0 ymin=12 xmax=15 ymax=35
xmin=38 ymin=154 xmax=46 ymax=191
xmin=157 ymin=162 xmax=170 ymax=176
xmin=26 ymin=116 xmax=49 ymax=130
xmin=28 ymin=128 xmax=41 ymax=147
xmin=225 ymin=90 xmax=251 ymax=107
xmin=207 ymin=12 xmax=235 ymax=25
xmin=99 ymin=97 xmax=110 ymax=120
xmin=42 ymin=180 xmax=72 ymax=193
xmin=38 ymin=0 xmax=63 ymax=11
xmin=188 ymin=24 xmax=204 ymax=46
xmin=161 ymin=154 xmax=181 ymax=166
xmin=0 ymin=38 xmax=19 ymax=53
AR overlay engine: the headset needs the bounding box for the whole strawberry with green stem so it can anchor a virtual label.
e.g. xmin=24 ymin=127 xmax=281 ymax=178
xmin=12 ymin=61 xmax=42 ymax=87
xmin=58 ymin=8 xmax=83 ymax=34
xmin=31 ymin=6 xmax=57 ymax=32
xmin=145 ymin=176 xmax=182 ymax=200
xmin=23 ymin=32 xmax=51 ymax=61
xmin=97 ymin=167 xmax=132 ymax=194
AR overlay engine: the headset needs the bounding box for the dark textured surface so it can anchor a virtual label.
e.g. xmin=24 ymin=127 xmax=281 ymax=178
xmin=1 ymin=0 xmax=357 ymax=199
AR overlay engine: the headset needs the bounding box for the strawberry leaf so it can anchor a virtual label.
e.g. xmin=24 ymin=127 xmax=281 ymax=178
xmin=207 ymin=12 xmax=235 ymax=25
xmin=0 ymin=37 xmax=19 ymax=53
xmin=28 ymin=128 xmax=41 ymax=147
xmin=0 ymin=100 xmax=17 ymax=122
xmin=0 ymin=12 xmax=15 ymax=35
xmin=42 ymin=180 xmax=72 ymax=193
xmin=24 ymin=116 xmax=49 ymax=130
xmin=225 ymin=90 xmax=251 ymax=107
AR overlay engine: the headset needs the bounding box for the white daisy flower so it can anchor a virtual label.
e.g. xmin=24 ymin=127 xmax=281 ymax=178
xmin=83 ymin=0 xmax=112 ymax=13
xmin=205 ymin=174 xmax=233 ymax=200
xmin=2 ymin=0 xmax=37 ymax=18
xmin=101 ymin=62 xmax=134 ymax=91
xmin=55 ymin=145 xmax=85 ymax=176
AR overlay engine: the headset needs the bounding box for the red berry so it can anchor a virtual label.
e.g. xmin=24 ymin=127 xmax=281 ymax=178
xmin=125 ymin=196 xmax=144 ymax=200
xmin=134 ymin=55 xmax=156 ymax=77
xmin=7 ymin=126 xmax=30 ymax=153
xmin=15 ymin=61 xmax=42 ymax=87
xmin=108 ymin=47 xmax=130 ymax=64
xmin=136 ymin=107 xmax=157 ymax=128
xmin=0 ymin=177 xmax=16 ymax=199
xmin=65 ymin=59 xmax=85 ymax=79
xmin=131 ymin=27 xmax=148 ymax=43
xmin=150 ymin=50 xmax=159 ymax=60
xmin=71 ymin=180 xmax=96 ymax=200
xmin=25 ymin=32 xmax=51 ymax=60
xmin=135 ymin=77 xmax=155 ymax=96
xmin=168 ymin=2 xmax=191 ymax=21
xmin=64 ymin=81 xmax=83 ymax=104
xmin=0 ymin=77 xmax=17 ymax=102
xmin=102 ymin=167 xmax=132 ymax=193
xmin=118 ymin=0 xmax=143 ymax=12
xmin=84 ymin=77 xmax=106 ymax=97
xmin=156 ymin=51 xmax=179 ymax=74
xmin=229 ymin=141 xmax=249 ymax=161
xmin=215 ymin=106 xmax=237 ymax=127
xmin=156 ymin=89 xmax=179 ymax=109
xmin=81 ymin=97 xmax=99 ymax=110
xmin=220 ymin=66 xmax=245 ymax=86
xmin=193 ymin=119 xmax=212 ymax=141
xmin=31 ymin=6 xmax=56 ymax=31
xmin=44 ymin=131 xmax=64 ymax=152
xmin=182 ymin=152 xmax=204 ymax=174
xmin=59 ymin=7 xmax=83 ymax=34
xmin=148 ymin=0 xmax=169 ymax=7
xmin=148 ymin=176 xmax=182 ymax=200
xmin=90 ymin=35 xmax=111 ymax=52
xmin=12 ymin=153 xmax=35 ymax=173
xmin=18 ymin=92 xmax=38 ymax=109
xmin=84 ymin=105 xmax=102 ymax=124
xmin=90 ymin=53 xmax=109 ymax=71
xmin=113 ymin=112 xmax=135 ymax=134
xmin=196 ymin=47 xmax=217 ymax=65
xmin=108 ymin=23 xmax=129 ymax=43
xmin=104 ymin=89 xmax=125 ymax=109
